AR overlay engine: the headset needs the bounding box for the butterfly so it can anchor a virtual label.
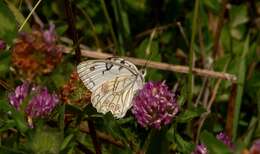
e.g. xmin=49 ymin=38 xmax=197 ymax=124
xmin=77 ymin=57 xmax=145 ymax=118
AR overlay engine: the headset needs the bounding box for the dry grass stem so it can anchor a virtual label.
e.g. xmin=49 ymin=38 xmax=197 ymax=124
xmin=64 ymin=47 xmax=237 ymax=83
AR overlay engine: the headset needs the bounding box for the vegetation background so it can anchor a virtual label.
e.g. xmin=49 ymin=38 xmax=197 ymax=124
xmin=0 ymin=0 xmax=260 ymax=153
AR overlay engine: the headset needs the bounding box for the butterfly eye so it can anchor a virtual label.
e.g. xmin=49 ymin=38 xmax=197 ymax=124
xmin=140 ymin=69 xmax=147 ymax=77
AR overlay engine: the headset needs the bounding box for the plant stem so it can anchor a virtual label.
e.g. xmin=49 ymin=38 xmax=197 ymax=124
xmin=64 ymin=0 xmax=81 ymax=64
xmin=212 ymin=0 xmax=229 ymax=58
xmin=142 ymin=129 xmax=157 ymax=153
xmin=188 ymin=0 xmax=200 ymax=107
xmin=100 ymin=0 xmax=119 ymax=54
xmin=232 ymin=35 xmax=250 ymax=140
xmin=65 ymin=47 xmax=237 ymax=82
xmin=88 ymin=120 xmax=102 ymax=154
xmin=77 ymin=5 xmax=101 ymax=50
xmin=18 ymin=0 xmax=42 ymax=32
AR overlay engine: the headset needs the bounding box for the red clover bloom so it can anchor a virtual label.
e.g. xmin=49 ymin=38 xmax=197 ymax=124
xmin=43 ymin=23 xmax=56 ymax=44
xmin=26 ymin=87 xmax=59 ymax=118
xmin=216 ymin=132 xmax=234 ymax=149
xmin=9 ymin=82 xmax=30 ymax=110
xmin=192 ymin=144 xmax=208 ymax=154
xmin=8 ymin=83 xmax=59 ymax=118
xmin=132 ymin=81 xmax=178 ymax=129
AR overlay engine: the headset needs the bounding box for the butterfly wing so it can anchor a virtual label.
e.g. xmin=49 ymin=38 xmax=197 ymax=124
xmin=77 ymin=58 xmax=141 ymax=92
xmin=91 ymin=74 xmax=143 ymax=118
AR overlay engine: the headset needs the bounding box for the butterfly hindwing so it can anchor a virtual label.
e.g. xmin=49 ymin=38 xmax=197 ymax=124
xmin=91 ymin=75 xmax=139 ymax=118
xmin=77 ymin=57 xmax=145 ymax=118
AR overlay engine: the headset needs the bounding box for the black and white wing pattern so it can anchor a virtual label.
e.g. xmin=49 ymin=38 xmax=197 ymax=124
xmin=77 ymin=57 xmax=145 ymax=118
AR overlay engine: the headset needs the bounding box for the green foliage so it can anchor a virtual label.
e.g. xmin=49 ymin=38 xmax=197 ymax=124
xmin=0 ymin=0 xmax=259 ymax=153
xmin=29 ymin=127 xmax=62 ymax=154
xmin=0 ymin=1 xmax=17 ymax=44
xmin=201 ymin=131 xmax=232 ymax=154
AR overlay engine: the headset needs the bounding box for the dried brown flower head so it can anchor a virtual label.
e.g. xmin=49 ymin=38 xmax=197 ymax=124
xmin=12 ymin=24 xmax=63 ymax=80
xmin=60 ymin=71 xmax=91 ymax=108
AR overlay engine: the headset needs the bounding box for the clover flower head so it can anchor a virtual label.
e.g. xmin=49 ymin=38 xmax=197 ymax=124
xmin=216 ymin=132 xmax=234 ymax=149
xmin=8 ymin=82 xmax=30 ymax=110
xmin=43 ymin=23 xmax=56 ymax=44
xmin=132 ymin=81 xmax=178 ymax=129
xmin=26 ymin=87 xmax=59 ymax=118
xmin=8 ymin=83 xmax=59 ymax=118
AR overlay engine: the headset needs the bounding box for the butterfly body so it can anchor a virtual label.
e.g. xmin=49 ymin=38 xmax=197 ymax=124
xmin=77 ymin=57 xmax=145 ymax=118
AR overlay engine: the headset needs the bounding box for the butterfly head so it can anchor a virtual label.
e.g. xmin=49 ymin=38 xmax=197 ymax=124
xmin=139 ymin=68 xmax=147 ymax=78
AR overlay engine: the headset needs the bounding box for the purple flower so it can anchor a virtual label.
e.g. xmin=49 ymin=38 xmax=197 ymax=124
xmin=132 ymin=81 xmax=178 ymax=129
xmin=8 ymin=82 xmax=30 ymax=110
xmin=192 ymin=144 xmax=208 ymax=154
xmin=0 ymin=40 xmax=6 ymax=50
xmin=250 ymin=139 xmax=260 ymax=154
xmin=26 ymin=88 xmax=59 ymax=118
xmin=216 ymin=132 xmax=234 ymax=149
xmin=43 ymin=23 xmax=56 ymax=44
xmin=8 ymin=83 xmax=59 ymax=118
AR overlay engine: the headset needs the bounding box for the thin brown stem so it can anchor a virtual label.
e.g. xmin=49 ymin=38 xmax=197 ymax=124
xmin=177 ymin=22 xmax=189 ymax=47
xmin=195 ymin=77 xmax=222 ymax=143
xmin=79 ymin=122 xmax=125 ymax=148
xmin=195 ymin=62 xmax=229 ymax=143
xmin=87 ymin=120 xmax=102 ymax=154
xmin=64 ymin=0 xmax=81 ymax=64
xmin=135 ymin=22 xmax=176 ymax=38
xmin=64 ymin=47 xmax=237 ymax=82
xmin=212 ymin=0 xmax=229 ymax=58
xmin=225 ymin=83 xmax=237 ymax=137
xmin=0 ymin=79 xmax=13 ymax=91
xmin=77 ymin=141 xmax=95 ymax=154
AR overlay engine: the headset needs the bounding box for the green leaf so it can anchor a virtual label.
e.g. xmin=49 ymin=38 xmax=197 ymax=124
xmin=230 ymin=25 xmax=247 ymax=40
xmin=4 ymin=0 xmax=30 ymax=32
xmin=102 ymin=113 xmax=127 ymax=139
xmin=0 ymin=120 xmax=16 ymax=132
xmin=166 ymin=126 xmax=194 ymax=153
xmin=0 ymin=99 xmax=11 ymax=112
xmin=200 ymin=131 xmax=232 ymax=154
xmin=175 ymin=133 xmax=194 ymax=153
xmin=0 ymin=51 xmax=11 ymax=78
xmin=146 ymin=129 xmax=169 ymax=154
xmin=0 ymin=1 xmax=17 ymax=44
xmin=202 ymin=0 xmax=220 ymax=14
xmin=30 ymin=128 xmax=62 ymax=154
xmin=176 ymin=107 xmax=206 ymax=123
xmin=232 ymin=35 xmax=249 ymax=139
xmin=11 ymin=109 xmax=28 ymax=133
xmin=0 ymin=99 xmax=28 ymax=132
xmin=60 ymin=134 xmax=74 ymax=151
xmin=135 ymin=39 xmax=161 ymax=80
xmin=0 ymin=145 xmax=27 ymax=154
xmin=51 ymin=73 xmax=66 ymax=89
xmin=230 ymin=5 xmax=249 ymax=28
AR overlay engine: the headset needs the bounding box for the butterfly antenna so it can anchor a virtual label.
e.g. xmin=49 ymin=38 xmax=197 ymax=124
xmin=141 ymin=27 xmax=157 ymax=70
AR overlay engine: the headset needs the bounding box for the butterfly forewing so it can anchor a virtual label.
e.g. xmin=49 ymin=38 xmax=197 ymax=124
xmin=77 ymin=59 xmax=141 ymax=92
